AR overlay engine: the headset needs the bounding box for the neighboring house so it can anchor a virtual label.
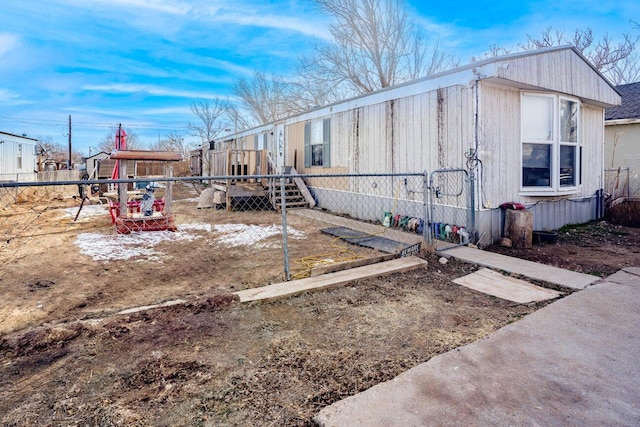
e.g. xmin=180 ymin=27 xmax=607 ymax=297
xmin=0 ymin=131 xmax=38 ymax=182
xmin=604 ymin=81 xmax=640 ymax=199
xmin=84 ymin=151 xmax=110 ymax=179
xmin=206 ymin=46 xmax=620 ymax=243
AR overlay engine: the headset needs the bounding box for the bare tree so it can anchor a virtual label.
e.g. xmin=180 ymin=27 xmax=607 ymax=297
xmin=493 ymin=27 xmax=639 ymax=85
xmin=150 ymin=132 xmax=192 ymax=159
xmin=97 ymin=126 xmax=144 ymax=153
xmin=188 ymin=98 xmax=229 ymax=146
xmin=609 ymin=52 xmax=640 ymax=85
xmin=232 ymin=72 xmax=303 ymax=125
xmin=37 ymin=136 xmax=82 ymax=167
xmin=298 ymin=0 xmax=457 ymax=96
xmin=223 ymin=103 xmax=253 ymax=133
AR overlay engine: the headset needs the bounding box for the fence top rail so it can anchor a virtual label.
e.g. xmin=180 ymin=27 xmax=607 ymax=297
xmin=0 ymin=172 xmax=429 ymax=188
xmin=605 ymin=167 xmax=631 ymax=172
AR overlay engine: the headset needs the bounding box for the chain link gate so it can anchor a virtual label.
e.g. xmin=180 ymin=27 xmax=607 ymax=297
xmin=428 ymin=168 xmax=475 ymax=246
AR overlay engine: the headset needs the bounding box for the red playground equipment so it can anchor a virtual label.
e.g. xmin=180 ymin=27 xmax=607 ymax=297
xmin=109 ymin=144 xmax=183 ymax=234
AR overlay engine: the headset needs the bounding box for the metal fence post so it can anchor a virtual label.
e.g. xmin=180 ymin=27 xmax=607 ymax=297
xmin=428 ymin=171 xmax=435 ymax=246
xmin=423 ymin=170 xmax=430 ymax=245
xmin=469 ymin=169 xmax=476 ymax=243
xmin=280 ymin=174 xmax=291 ymax=281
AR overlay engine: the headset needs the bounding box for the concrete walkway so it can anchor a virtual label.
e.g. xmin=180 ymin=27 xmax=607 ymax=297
xmin=440 ymin=245 xmax=599 ymax=289
xmin=315 ymin=267 xmax=640 ymax=426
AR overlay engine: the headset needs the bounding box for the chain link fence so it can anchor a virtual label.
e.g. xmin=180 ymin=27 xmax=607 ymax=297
xmin=605 ymin=167 xmax=630 ymax=202
xmin=623 ymin=154 xmax=640 ymax=198
xmin=428 ymin=169 xmax=474 ymax=246
xmin=605 ymin=155 xmax=640 ymax=202
xmin=1 ymin=171 xmax=475 ymax=282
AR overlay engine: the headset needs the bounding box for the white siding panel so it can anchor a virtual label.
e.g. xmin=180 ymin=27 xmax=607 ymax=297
xmin=0 ymin=137 xmax=37 ymax=180
xmin=339 ymin=85 xmax=474 ymax=176
xmin=496 ymin=49 xmax=620 ymax=106
xmin=478 ymin=84 xmax=521 ymax=206
xmin=358 ymin=103 xmax=387 ymax=173
xmin=478 ymin=84 xmax=606 ymax=210
xmin=331 ymin=111 xmax=352 ymax=168
xmin=581 ymin=105 xmax=605 ymax=194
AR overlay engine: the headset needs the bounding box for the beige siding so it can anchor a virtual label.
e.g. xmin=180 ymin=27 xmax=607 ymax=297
xmin=605 ymin=122 xmax=640 ymax=169
xmin=496 ymin=49 xmax=620 ymax=106
xmin=286 ymin=122 xmax=305 ymax=170
xmin=287 ymin=120 xmax=348 ymax=174
xmin=605 ymin=122 xmax=640 ymax=197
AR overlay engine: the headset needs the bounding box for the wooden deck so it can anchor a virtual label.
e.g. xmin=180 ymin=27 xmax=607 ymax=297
xmin=208 ymin=149 xmax=314 ymax=210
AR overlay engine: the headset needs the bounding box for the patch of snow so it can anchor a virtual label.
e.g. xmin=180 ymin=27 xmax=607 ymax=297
xmin=74 ymin=223 xmax=210 ymax=261
xmin=179 ymin=223 xmax=212 ymax=232
xmin=213 ymin=223 xmax=304 ymax=248
xmin=74 ymin=222 xmax=304 ymax=261
xmin=61 ymin=204 xmax=109 ymax=219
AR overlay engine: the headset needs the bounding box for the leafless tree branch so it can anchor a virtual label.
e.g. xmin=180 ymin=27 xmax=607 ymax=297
xmin=188 ymin=98 xmax=229 ymax=145
xmin=298 ymin=0 xmax=456 ymax=96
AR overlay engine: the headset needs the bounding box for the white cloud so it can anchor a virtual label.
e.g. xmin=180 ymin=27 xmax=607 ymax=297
xmin=76 ymin=0 xmax=192 ymax=15
xmin=0 ymin=88 xmax=30 ymax=106
xmin=0 ymin=33 xmax=20 ymax=57
xmin=194 ymin=2 xmax=330 ymax=39
xmin=138 ymin=106 xmax=193 ymax=116
xmin=211 ymin=10 xmax=330 ymax=39
xmin=81 ymin=83 xmax=221 ymax=99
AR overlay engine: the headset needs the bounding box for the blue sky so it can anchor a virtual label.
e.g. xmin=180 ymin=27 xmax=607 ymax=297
xmin=0 ymin=0 xmax=637 ymax=157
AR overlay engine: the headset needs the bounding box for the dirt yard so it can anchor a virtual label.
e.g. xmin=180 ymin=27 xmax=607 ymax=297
xmin=485 ymin=220 xmax=640 ymax=278
xmin=1 ymin=183 xmax=638 ymax=426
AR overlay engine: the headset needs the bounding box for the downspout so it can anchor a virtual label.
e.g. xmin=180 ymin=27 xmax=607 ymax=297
xmin=598 ymin=108 xmax=606 ymax=218
xmin=474 ymin=79 xmax=480 ymax=164
xmin=470 ymin=79 xmax=481 ymax=242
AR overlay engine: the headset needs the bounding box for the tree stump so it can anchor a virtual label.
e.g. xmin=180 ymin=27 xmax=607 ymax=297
xmin=504 ymin=209 xmax=533 ymax=248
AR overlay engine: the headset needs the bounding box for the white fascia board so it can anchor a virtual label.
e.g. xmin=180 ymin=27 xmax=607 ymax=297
xmin=605 ymin=118 xmax=640 ymax=126
xmin=284 ymin=67 xmax=486 ymax=125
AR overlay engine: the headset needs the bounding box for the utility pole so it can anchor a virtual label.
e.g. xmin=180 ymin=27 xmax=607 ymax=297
xmin=68 ymin=115 xmax=72 ymax=170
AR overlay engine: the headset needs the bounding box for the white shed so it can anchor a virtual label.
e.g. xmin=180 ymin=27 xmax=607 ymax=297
xmin=84 ymin=151 xmax=110 ymax=179
xmin=0 ymin=131 xmax=38 ymax=182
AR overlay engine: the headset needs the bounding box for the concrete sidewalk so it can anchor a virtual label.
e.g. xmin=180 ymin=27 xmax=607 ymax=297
xmin=315 ymin=267 xmax=640 ymax=426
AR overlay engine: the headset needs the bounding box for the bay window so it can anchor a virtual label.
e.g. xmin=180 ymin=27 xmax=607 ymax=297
xmin=521 ymin=93 xmax=580 ymax=193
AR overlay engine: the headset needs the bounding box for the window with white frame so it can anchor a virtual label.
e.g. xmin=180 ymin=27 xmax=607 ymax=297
xmin=17 ymin=144 xmax=23 ymax=169
xmin=304 ymin=118 xmax=331 ymax=168
xmin=521 ymin=93 xmax=580 ymax=192
xmin=310 ymin=120 xmax=323 ymax=166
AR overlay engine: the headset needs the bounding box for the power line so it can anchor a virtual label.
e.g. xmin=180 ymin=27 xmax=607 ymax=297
xmin=0 ymin=115 xmax=191 ymax=131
